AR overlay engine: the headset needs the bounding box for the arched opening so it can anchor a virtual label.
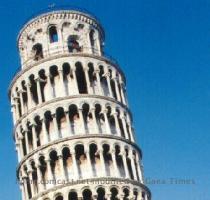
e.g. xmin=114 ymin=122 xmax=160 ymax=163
xmin=110 ymin=187 xmax=119 ymax=200
xmin=49 ymin=150 xmax=59 ymax=182
xmin=44 ymin=111 xmax=54 ymax=141
xmin=55 ymin=195 xmax=63 ymax=200
xmin=88 ymin=63 xmax=96 ymax=93
xmin=89 ymin=29 xmax=95 ymax=47
xmin=99 ymin=65 xmax=108 ymax=96
xmin=31 ymin=161 xmax=38 ymax=193
xmin=68 ymin=191 xmax=78 ymax=200
xmin=103 ymin=144 xmax=112 ymax=176
xmin=62 ymin=63 xmax=71 ymax=95
xmin=125 ymin=149 xmax=134 ymax=180
xmin=34 ymin=116 xmax=42 ymax=147
xmin=21 ymin=130 xmax=27 ymax=156
xmin=49 ymin=26 xmax=58 ymax=43
xmin=82 ymin=103 xmax=90 ymax=133
xmin=21 ymin=81 xmax=28 ymax=110
xmin=82 ymin=189 xmax=92 ymax=200
xmin=24 ymin=166 xmax=32 ymax=199
xmin=97 ymin=187 xmax=105 ymax=200
xmin=68 ymin=35 xmax=81 ymax=53
xmin=90 ymin=143 xmax=98 ymax=177
xmin=49 ymin=65 xmax=59 ymax=98
xmin=75 ymin=144 xmax=86 ymax=178
xmin=75 ymin=62 xmax=87 ymax=94
xmin=29 ymin=75 xmax=38 ymax=105
xmin=123 ymin=188 xmax=129 ymax=200
xmin=62 ymin=147 xmax=72 ymax=181
xmin=116 ymin=109 xmax=125 ymax=138
xmin=32 ymin=43 xmax=43 ymax=61
xmin=95 ymin=104 xmax=102 ymax=133
xmin=56 ymin=107 xmax=66 ymax=138
xmin=133 ymin=190 xmax=138 ymax=200
xmin=39 ymin=156 xmax=47 ymax=189
xmin=69 ymin=104 xmax=78 ymax=135
xmin=107 ymin=106 xmax=115 ymax=135
xmin=115 ymin=145 xmax=125 ymax=177
xmin=38 ymin=69 xmax=47 ymax=102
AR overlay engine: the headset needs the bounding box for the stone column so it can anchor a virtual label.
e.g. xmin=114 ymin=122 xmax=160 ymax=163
xmin=58 ymin=154 xmax=65 ymax=181
xmin=58 ymin=68 xmax=66 ymax=97
xmin=18 ymin=133 xmax=24 ymax=158
xmin=22 ymin=176 xmax=29 ymax=200
xmin=26 ymin=80 xmax=33 ymax=109
xmin=85 ymin=147 xmax=93 ymax=178
xmin=46 ymin=73 xmax=53 ymax=100
xmin=11 ymin=101 xmax=17 ymax=124
xmin=84 ymin=66 xmax=92 ymax=94
xmin=36 ymin=78 xmax=42 ymax=104
xmin=112 ymin=112 xmax=121 ymax=137
xmin=78 ymin=108 xmax=85 ymax=134
xmin=95 ymin=69 xmax=103 ymax=95
xmin=19 ymin=90 xmax=25 ymax=114
xmin=129 ymin=150 xmax=137 ymax=180
xmin=121 ymin=115 xmax=129 ymax=139
xmin=71 ymin=67 xmax=79 ymax=94
xmin=119 ymin=78 xmax=126 ymax=105
xmin=14 ymin=97 xmax=20 ymax=118
xmin=121 ymin=150 xmax=129 ymax=178
xmin=99 ymin=147 xmax=106 ymax=176
xmin=136 ymin=153 xmax=144 ymax=183
xmin=105 ymin=73 xmax=113 ymax=98
xmin=52 ymin=113 xmax=60 ymax=139
xmin=113 ymin=77 xmax=121 ymax=102
xmin=15 ymin=142 xmax=21 ymax=162
xmin=19 ymin=181 xmax=26 ymax=200
xmin=27 ymin=167 xmax=35 ymax=197
xmin=71 ymin=149 xmax=79 ymax=180
xmin=64 ymin=110 xmax=72 ymax=136
xmin=36 ymin=164 xmax=44 ymax=192
xmin=103 ymin=109 xmax=111 ymax=135
xmin=41 ymin=117 xmax=48 ymax=144
xmin=31 ymin=123 xmax=37 ymax=150
xmin=111 ymin=148 xmax=119 ymax=177
xmin=23 ymin=128 xmax=30 ymax=154
xmin=90 ymin=107 xmax=99 ymax=133
xmin=46 ymin=159 xmax=54 ymax=185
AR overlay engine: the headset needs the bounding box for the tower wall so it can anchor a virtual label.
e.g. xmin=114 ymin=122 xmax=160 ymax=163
xmin=9 ymin=10 xmax=151 ymax=200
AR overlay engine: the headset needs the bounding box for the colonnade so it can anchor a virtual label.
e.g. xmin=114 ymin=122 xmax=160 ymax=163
xmin=19 ymin=142 xmax=144 ymax=199
xmin=10 ymin=61 xmax=127 ymax=123
xmin=15 ymin=102 xmax=135 ymax=161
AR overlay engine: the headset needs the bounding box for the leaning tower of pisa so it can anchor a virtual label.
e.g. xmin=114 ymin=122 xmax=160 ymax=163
xmin=9 ymin=9 xmax=151 ymax=200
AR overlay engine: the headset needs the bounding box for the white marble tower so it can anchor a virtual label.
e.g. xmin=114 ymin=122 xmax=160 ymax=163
xmin=9 ymin=9 xmax=151 ymax=200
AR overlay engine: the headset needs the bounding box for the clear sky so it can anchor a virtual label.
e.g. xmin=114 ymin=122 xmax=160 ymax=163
xmin=0 ymin=0 xmax=209 ymax=199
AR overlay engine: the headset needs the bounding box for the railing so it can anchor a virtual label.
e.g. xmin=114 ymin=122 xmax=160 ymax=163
xmin=12 ymin=47 xmax=119 ymax=80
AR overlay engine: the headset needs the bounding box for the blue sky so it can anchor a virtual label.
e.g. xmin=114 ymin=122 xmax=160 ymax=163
xmin=0 ymin=0 xmax=209 ymax=199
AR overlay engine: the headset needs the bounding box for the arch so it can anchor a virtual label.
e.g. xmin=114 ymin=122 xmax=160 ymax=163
xmin=69 ymin=104 xmax=79 ymax=135
xmin=55 ymin=194 xmax=63 ymax=200
xmin=32 ymin=43 xmax=43 ymax=61
xmin=110 ymin=187 xmax=119 ymax=200
xmin=75 ymin=62 xmax=87 ymax=94
xmin=89 ymin=143 xmax=99 ymax=177
xmin=97 ymin=187 xmax=106 ymax=200
xmin=67 ymin=35 xmax=81 ymax=53
xmin=49 ymin=26 xmax=58 ymax=43
xmin=123 ymin=188 xmax=130 ymax=200
xmin=68 ymin=191 xmax=78 ymax=200
xmin=82 ymin=189 xmax=92 ymax=200
xmin=75 ymin=144 xmax=86 ymax=178
xmin=62 ymin=146 xmax=72 ymax=181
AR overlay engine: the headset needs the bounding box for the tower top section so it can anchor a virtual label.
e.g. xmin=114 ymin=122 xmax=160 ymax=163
xmin=17 ymin=9 xmax=105 ymax=68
